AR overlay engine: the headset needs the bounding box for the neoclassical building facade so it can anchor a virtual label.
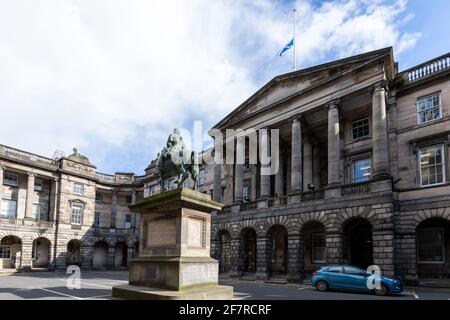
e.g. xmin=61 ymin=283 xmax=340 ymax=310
xmin=208 ymin=48 xmax=450 ymax=285
xmin=1 ymin=47 xmax=449 ymax=286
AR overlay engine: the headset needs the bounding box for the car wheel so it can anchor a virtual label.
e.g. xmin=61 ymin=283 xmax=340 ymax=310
xmin=375 ymin=284 xmax=389 ymax=296
xmin=316 ymin=280 xmax=328 ymax=292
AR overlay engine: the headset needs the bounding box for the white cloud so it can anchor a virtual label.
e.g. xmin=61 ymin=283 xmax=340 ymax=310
xmin=0 ymin=0 xmax=419 ymax=173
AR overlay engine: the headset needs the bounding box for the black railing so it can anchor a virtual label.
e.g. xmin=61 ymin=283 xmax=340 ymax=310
xmin=341 ymin=181 xmax=370 ymax=196
xmin=301 ymin=189 xmax=324 ymax=201
xmin=240 ymin=201 xmax=257 ymax=211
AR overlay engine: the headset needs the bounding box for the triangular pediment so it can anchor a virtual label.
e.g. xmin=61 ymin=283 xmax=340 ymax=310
xmin=213 ymin=47 xmax=394 ymax=129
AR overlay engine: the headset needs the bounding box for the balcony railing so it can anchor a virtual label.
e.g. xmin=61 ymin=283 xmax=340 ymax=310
xmin=0 ymin=145 xmax=58 ymax=168
xmin=341 ymin=181 xmax=370 ymax=196
xmin=402 ymin=53 xmax=450 ymax=84
xmin=240 ymin=201 xmax=257 ymax=211
xmin=301 ymin=189 xmax=324 ymax=201
xmin=268 ymin=196 xmax=288 ymax=207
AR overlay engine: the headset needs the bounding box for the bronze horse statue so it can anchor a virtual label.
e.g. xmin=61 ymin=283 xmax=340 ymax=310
xmin=156 ymin=129 xmax=199 ymax=191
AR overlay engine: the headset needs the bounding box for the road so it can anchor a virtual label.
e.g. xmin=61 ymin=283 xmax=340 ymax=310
xmin=0 ymin=271 xmax=449 ymax=300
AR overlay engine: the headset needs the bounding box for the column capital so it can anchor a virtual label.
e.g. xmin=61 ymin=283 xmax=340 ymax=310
xmin=0 ymin=164 xmax=4 ymax=171
xmin=27 ymin=171 xmax=35 ymax=178
xmin=290 ymin=114 xmax=303 ymax=123
xmin=372 ymin=80 xmax=388 ymax=93
xmin=326 ymin=98 xmax=341 ymax=110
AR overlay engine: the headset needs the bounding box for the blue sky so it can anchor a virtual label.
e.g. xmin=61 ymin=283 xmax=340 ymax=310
xmin=0 ymin=0 xmax=449 ymax=175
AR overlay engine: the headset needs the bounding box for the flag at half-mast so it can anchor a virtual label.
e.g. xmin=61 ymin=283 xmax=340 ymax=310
xmin=277 ymin=38 xmax=294 ymax=57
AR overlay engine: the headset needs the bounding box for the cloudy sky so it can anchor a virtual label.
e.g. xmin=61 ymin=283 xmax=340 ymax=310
xmin=0 ymin=0 xmax=448 ymax=175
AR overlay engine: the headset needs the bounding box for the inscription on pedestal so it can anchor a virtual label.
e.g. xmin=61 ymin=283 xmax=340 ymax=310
xmin=187 ymin=216 xmax=206 ymax=248
xmin=147 ymin=218 xmax=176 ymax=246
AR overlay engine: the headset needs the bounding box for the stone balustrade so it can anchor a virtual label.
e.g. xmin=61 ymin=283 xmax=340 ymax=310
xmin=403 ymin=53 xmax=450 ymax=83
xmin=0 ymin=144 xmax=58 ymax=168
xmin=340 ymin=181 xmax=370 ymax=196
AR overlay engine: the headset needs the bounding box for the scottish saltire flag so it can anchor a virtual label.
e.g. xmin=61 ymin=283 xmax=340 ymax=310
xmin=277 ymin=38 xmax=294 ymax=56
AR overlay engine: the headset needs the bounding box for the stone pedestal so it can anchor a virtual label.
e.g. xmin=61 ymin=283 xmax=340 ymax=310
xmin=112 ymin=188 xmax=233 ymax=300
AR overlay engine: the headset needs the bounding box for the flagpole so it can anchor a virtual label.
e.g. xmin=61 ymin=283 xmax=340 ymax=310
xmin=293 ymin=8 xmax=297 ymax=71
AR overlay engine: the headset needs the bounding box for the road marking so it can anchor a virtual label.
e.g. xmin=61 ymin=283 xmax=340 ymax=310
xmin=297 ymin=287 xmax=307 ymax=290
xmin=233 ymin=295 xmax=252 ymax=300
xmin=54 ymin=278 xmax=117 ymax=289
xmin=83 ymin=294 xmax=111 ymax=300
xmin=38 ymin=288 xmax=83 ymax=300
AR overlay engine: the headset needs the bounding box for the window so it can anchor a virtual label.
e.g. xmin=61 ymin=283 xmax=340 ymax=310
xmin=126 ymin=195 xmax=133 ymax=204
xmin=418 ymin=228 xmax=445 ymax=263
xmin=353 ymin=159 xmax=372 ymax=183
xmin=3 ymin=173 xmax=18 ymax=187
xmin=327 ymin=266 xmax=342 ymax=273
xmin=198 ymin=170 xmax=205 ymax=185
xmin=352 ymin=118 xmax=370 ymax=140
xmin=312 ymin=233 xmax=326 ymax=263
xmin=71 ymin=204 xmax=83 ymax=225
xmin=242 ymin=185 xmax=250 ymax=202
xmin=419 ymin=144 xmax=445 ymax=186
xmin=344 ymin=267 xmax=367 ymax=276
xmin=32 ymin=203 xmax=41 ymax=220
xmin=417 ymin=93 xmax=442 ymax=124
xmin=73 ymin=183 xmax=84 ymax=195
xmin=124 ymin=214 xmax=132 ymax=229
xmin=0 ymin=245 xmax=11 ymax=259
xmin=34 ymin=179 xmax=43 ymax=192
xmin=95 ymin=193 xmax=103 ymax=204
xmin=94 ymin=211 xmax=100 ymax=227
xmin=0 ymin=199 xmax=17 ymax=219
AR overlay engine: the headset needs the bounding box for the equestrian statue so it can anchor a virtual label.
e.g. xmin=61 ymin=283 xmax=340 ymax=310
xmin=156 ymin=128 xmax=199 ymax=191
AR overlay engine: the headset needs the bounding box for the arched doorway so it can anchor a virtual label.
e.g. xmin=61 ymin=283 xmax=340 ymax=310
xmin=416 ymin=218 xmax=450 ymax=279
xmin=343 ymin=218 xmax=373 ymax=269
xmin=240 ymin=228 xmax=257 ymax=274
xmin=302 ymin=221 xmax=326 ymax=278
xmin=93 ymin=241 xmax=108 ymax=269
xmin=268 ymin=225 xmax=288 ymax=276
xmin=0 ymin=236 xmax=22 ymax=269
xmin=32 ymin=238 xmax=51 ymax=269
xmin=114 ymin=242 xmax=128 ymax=268
xmin=67 ymin=240 xmax=81 ymax=266
xmin=216 ymin=230 xmax=231 ymax=274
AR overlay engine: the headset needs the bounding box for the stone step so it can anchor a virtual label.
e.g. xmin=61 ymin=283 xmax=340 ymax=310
xmin=419 ymin=279 xmax=450 ymax=288
xmin=265 ymin=277 xmax=288 ymax=284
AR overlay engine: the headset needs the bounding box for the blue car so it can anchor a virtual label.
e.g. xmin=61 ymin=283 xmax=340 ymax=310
xmin=311 ymin=265 xmax=403 ymax=296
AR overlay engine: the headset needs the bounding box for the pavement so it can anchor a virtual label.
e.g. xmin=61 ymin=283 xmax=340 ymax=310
xmin=0 ymin=271 xmax=450 ymax=300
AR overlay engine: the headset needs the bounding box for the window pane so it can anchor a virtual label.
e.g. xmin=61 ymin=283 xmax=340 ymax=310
xmin=417 ymin=94 xmax=442 ymax=124
xmin=352 ymin=118 xmax=369 ymax=140
xmin=419 ymin=144 xmax=445 ymax=186
xmin=312 ymin=233 xmax=326 ymax=263
xmin=32 ymin=204 xmax=41 ymax=220
xmin=353 ymin=159 xmax=371 ymax=183
xmin=1 ymin=200 xmax=17 ymax=219
xmin=71 ymin=205 xmax=82 ymax=225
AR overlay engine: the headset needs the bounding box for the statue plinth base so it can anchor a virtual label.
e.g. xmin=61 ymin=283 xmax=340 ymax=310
xmin=112 ymin=188 xmax=233 ymax=300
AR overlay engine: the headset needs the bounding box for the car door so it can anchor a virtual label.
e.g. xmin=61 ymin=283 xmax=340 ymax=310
xmin=323 ymin=266 xmax=345 ymax=289
xmin=342 ymin=266 xmax=369 ymax=291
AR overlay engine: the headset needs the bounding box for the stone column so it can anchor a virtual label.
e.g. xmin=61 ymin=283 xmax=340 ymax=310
xmin=108 ymin=245 xmax=115 ymax=270
xmin=287 ymin=233 xmax=301 ymax=283
xmin=326 ymin=101 xmax=342 ymax=199
xmin=0 ymin=165 xmax=4 ymax=189
xmin=291 ymin=117 xmax=303 ymax=192
xmin=372 ymin=83 xmax=390 ymax=179
xmin=213 ymin=136 xmax=223 ymax=203
xmin=49 ymin=178 xmax=58 ymax=222
xmin=256 ymin=236 xmax=268 ymax=280
xmin=234 ymin=137 xmax=244 ymax=203
xmin=25 ymin=172 xmax=35 ymax=219
xmin=326 ymin=232 xmax=343 ymax=264
xmin=20 ymin=239 xmax=33 ymax=271
xmin=303 ymin=136 xmax=313 ymax=191
xmin=274 ymin=147 xmax=284 ymax=197
xmin=229 ymin=237 xmax=241 ymax=278
xmin=132 ymin=190 xmax=138 ymax=230
xmin=110 ymin=189 xmax=117 ymax=229
xmin=313 ymin=141 xmax=321 ymax=189
xmin=260 ymin=129 xmax=271 ymax=198
xmin=81 ymin=244 xmax=93 ymax=270
xmin=127 ymin=245 xmax=134 ymax=265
